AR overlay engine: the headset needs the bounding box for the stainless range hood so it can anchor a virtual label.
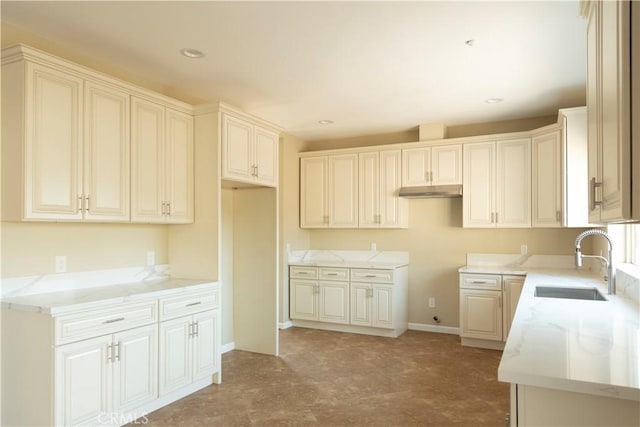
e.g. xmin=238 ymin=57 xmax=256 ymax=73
xmin=398 ymin=185 xmax=463 ymax=198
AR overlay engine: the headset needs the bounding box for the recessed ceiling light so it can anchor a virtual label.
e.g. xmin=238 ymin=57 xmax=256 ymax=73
xmin=465 ymin=39 xmax=475 ymax=47
xmin=318 ymin=120 xmax=334 ymax=125
xmin=180 ymin=48 xmax=205 ymax=59
xmin=485 ymin=98 xmax=504 ymax=104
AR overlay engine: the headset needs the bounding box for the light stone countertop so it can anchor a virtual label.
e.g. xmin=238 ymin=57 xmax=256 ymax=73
xmin=485 ymin=268 xmax=640 ymax=401
xmin=288 ymin=260 xmax=408 ymax=269
xmin=1 ymin=278 xmax=218 ymax=315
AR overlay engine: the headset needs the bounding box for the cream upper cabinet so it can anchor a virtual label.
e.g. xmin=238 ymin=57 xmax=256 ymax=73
xmin=532 ymin=129 xmax=562 ymax=227
xmin=463 ymin=139 xmax=531 ymax=228
xmin=131 ymin=97 xmax=194 ymax=224
xmin=1 ymin=60 xmax=130 ymax=222
xmin=359 ymin=150 xmax=407 ymax=228
xmin=300 ymin=154 xmax=358 ymax=228
xmin=402 ymin=144 xmax=462 ymax=187
xmin=586 ymin=0 xmax=637 ymax=223
xmin=221 ymin=113 xmax=279 ymax=187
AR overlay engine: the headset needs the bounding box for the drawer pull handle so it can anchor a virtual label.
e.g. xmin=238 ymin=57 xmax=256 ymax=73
xmin=186 ymin=302 xmax=202 ymax=307
xmin=327 ymin=273 xmax=339 ymax=276
xmin=103 ymin=317 xmax=125 ymax=324
xmin=365 ymin=275 xmax=377 ymax=278
xmin=471 ymin=280 xmax=488 ymax=284
xmin=298 ymin=272 xmax=309 ymax=275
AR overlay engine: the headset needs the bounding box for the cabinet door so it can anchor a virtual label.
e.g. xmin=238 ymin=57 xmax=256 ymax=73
xmin=318 ymin=281 xmax=349 ymax=324
xmin=192 ymin=310 xmax=219 ymax=382
xmin=401 ymin=147 xmax=430 ymax=186
xmin=431 ymin=144 xmax=462 ymax=185
xmin=372 ymin=284 xmax=394 ymax=329
xmin=463 ymin=142 xmax=495 ymax=227
xmin=290 ymin=279 xmax=319 ymax=321
xmin=300 ymin=157 xmax=328 ymax=228
xmin=329 ymin=154 xmax=358 ymax=227
xmin=254 ymin=126 xmax=279 ymax=187
xmin=165 ymin=109 xmax=194 ymax=223
xmin=55 ymin=335 xmax=110 ymax=426
xmin=358 ymin=151 xmax=379 ymax=228
xmin=159 ymin=316 xmax=192 ymax=395
xmin=131 ymin=97 xmax=165 ymax=223
xmin=350 ymin=283 xmax=372 ymax=326
xmin=497 ymin=138 xmax=531 ymax=227
xmin=24 ymin=62 xmax=83 ymax=220
xmin=532 ymin=131 xmax=562 ymax=227
xmin=586 ymin=0 xmax=602 ymax=224
xmin=112 ymin=324 xmax=157 ymax=412
xmin=83 ymin=80 xmax=130 ymax=221
xmin=221 ymin=114 xmax=253 ymax=182
xmin=599 ymin=0 xmax=632 ymax=222
xmin=378 ymin=150 xmax=406 ymax=228
xmin=502 ymin=276 xmax=524 ymax=340
xmin=459 ymin=289 xmax=502 ymax=341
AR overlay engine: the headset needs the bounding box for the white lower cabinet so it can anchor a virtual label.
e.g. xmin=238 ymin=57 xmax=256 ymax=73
xmin=459 ymin=273 xmax=524 ymax=349
xmin=1 ymin=283 xmax=221 ymax=427
xmin=289 ymin=265 xmax=408 ymax=337
xmin=55 ymin=325 xmax=157 ymax=426
xmin=159 ymin=310 xmax=219 ymax=396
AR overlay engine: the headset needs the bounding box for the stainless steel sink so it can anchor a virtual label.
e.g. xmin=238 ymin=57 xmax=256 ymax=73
xmin=534 ymin=286 xmax=607 ymax=301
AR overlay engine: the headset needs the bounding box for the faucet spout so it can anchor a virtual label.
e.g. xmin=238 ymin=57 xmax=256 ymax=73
xmin=574 ymin=229 xmax=615 ymax=295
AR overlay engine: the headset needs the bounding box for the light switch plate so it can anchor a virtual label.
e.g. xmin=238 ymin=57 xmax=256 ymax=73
xmin=146 ymin=251 xmax=155 ymax=266
xmin=55 ymin=256 xmax=67 ymax=273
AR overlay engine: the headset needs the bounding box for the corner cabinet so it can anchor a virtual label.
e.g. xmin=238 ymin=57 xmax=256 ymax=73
xmin=221 ymin=113 xmax=279 ymax=187
xmin=584 ymin=0 xmax=639 ymax=223
xmin=131 ymin=97 xmax=194 ymax=224
xmin=463 ymin=139 xmax=531 ymax=228
xmin=1 ymin=283 xmax=221 ymax=427
xmin=289 ymin=265 xmax=408 ymax=337
xmin=459 ymin=273 xmax=524 ymax=349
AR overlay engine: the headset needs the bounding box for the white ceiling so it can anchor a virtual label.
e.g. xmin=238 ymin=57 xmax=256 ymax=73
xmin=1 ymin=1 xmax=587 ymax=141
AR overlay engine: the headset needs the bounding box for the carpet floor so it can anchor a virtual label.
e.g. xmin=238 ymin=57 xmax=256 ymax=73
xmin=144 ymin=327 xmax=509 ymax=426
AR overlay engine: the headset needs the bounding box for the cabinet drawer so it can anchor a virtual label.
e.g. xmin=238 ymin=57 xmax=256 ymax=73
xmin=459 ymin=274 xmax=502 ymax=291
xmin=290 ymin=266 xmax=319 ymax=279
xmin=159 ymin=289 xmax=219 ymax=321
xmin=350 ymin=269 xmax=394 ymax=283
xmin=55 ymin=300 xmax=157 ymax=345
xmin=319 ymin=267 xmax=349 ymax=281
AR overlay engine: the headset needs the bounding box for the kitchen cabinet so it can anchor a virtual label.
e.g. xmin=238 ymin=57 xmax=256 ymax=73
xmin=300 ymin=154 xmax=358 ymax=228
xmin=459 ymin=273 xmax=524 ymax=349
xmin=221 ymin=113 xmax=279 ymax=187
xmin=1 ymin=59 xmax=130 ymax=221
xmin=509 ymin=384 xmax=639 ymax=426
xmin=289 ymin=264 xmax=408 ymax=337
xmin=131 ymin=97 xmax=194 ymax=224
xmin=463 ymin=138 xmax=531 ymax=228
xmin=585 ymin=0 xmax=639 ymax=223
xmin=531 ymin=128 xmax=562 ymax=227
xmin=1 ymin=282 xmax=221 ymax=427
xmin=56 ymin=324 xmax=157 ymax=426
xmin=359 ymin=150 xmax=407 ymax=228
xmin=401 ymin=144 xmax=462 ymax=187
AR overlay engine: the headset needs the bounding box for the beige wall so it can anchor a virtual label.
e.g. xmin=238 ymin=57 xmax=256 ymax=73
xmin=1 ymin=222 xmax=168 ymax=277
xmin=220 ymin=189 xmax=234 ymax=345
xmin=278 ymin=133 xmax=311 ymax=324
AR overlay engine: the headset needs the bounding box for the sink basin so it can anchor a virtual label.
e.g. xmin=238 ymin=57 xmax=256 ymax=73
xmin=535 ymin=286 xmax=607 ymax=301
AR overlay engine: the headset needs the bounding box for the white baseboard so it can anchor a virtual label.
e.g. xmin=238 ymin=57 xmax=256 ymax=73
xmin=408 ymin=322 xmax=460 ymax=335
xmin=279 ymin=320 xmax=293 ymax=329
xmin=220 ymin=341 xmax=235 ymax=354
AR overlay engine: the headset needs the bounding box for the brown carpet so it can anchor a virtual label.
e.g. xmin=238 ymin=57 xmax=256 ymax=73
xmin=144 ymin=327 xmax=509 ymax=426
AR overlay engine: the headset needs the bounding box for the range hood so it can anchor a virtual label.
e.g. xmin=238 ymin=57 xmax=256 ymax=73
xmin=398 ymin=185 xmax=463 ymax=198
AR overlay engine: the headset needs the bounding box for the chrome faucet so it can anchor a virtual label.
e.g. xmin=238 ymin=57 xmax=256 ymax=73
xmin=574 ymin=229 xmax=615 ymax=295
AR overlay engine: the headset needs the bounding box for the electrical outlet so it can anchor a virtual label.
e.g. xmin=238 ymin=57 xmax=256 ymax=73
xmin=146 ymin=251 xmax=155 ymax=266
xmin=55 ymin=256 xmax=67 ymax=273
xmin=370 ymin=243 xmax=377 ymax=251
xmin=521 ymin=244 xmax=528 ymax=256
xmin=428 ymin=297 xmax=436 ymax=308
